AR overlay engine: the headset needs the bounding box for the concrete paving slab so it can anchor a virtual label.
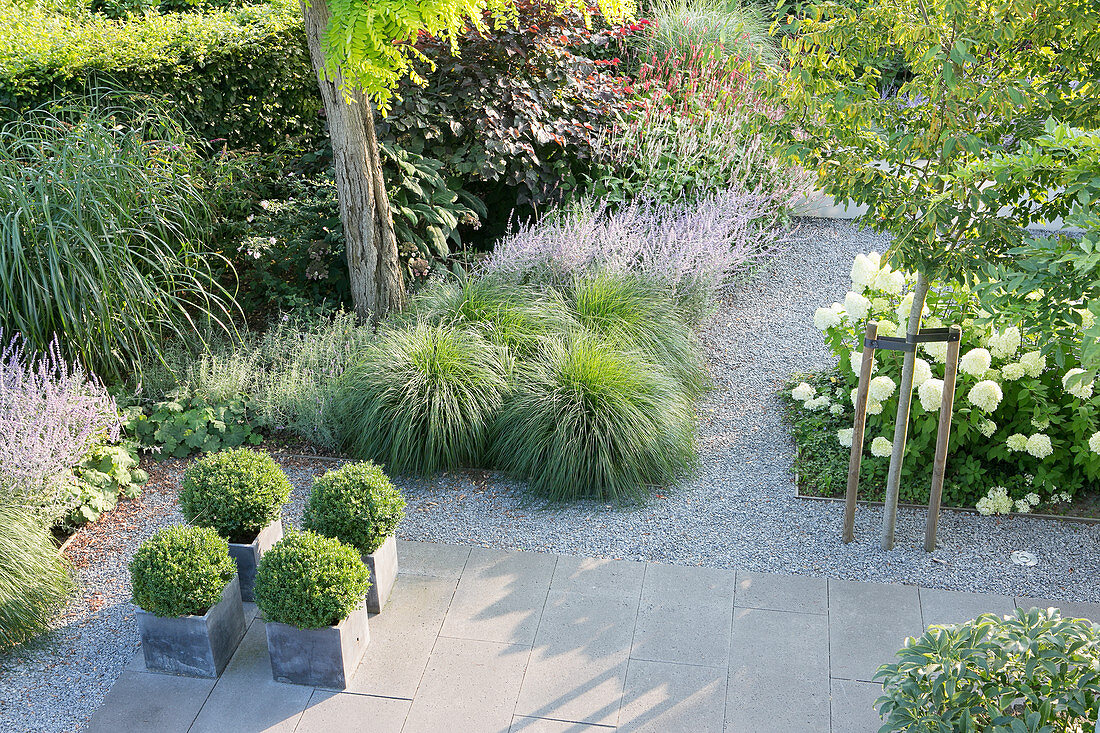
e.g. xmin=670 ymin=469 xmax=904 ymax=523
xmin=828 ymin=580 xmax=922 ymax=682
xmin=618 ymin=659 xmax=726 ymax=732
xmin=85 ymin=671 xmax=213 ymax=733
xmin=735 ymin=571 xmax=828 ymax=615
xmin=1016 ymin=597 xmax=1100 ymax=623
xmin=551 ymin=556 xmax=645 ymax=599
xmin=295 ymin=690 xmax=410 ymax=733
xmin=641 ymin=563 xmax=736 ymax=607
xmin=515 ymin=590 xmax=638 ymax=726
xmin=510 ymin=716 xmax=616 ymax=732
xmin=919 ymin=587 xmax=1015 ymax=628
xmin=187 ymin=622 xmax=312 ymax=733
xmin=726 ymin=608 xmax=829 ymax=733
xmin=440 ymin=547 xmax=555 ymax=645
xmin=347 ymin=575 xmax=458 ymax=699
xmin=396 ymin=540 xmax=471 ymax=579
xmin=630 ymin=598 xmax=732 ymax=668
xmin=402 ymin=636 xmax=531 ymax=733
xmin=830 ymin=678 xmax=883 ymax=733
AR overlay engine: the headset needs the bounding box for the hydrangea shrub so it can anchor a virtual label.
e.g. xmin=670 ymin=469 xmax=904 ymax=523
xmin=789 ymin=252 xmax=1098 ymax=511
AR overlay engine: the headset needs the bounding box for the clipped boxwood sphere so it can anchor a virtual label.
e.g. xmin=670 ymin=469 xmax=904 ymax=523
xmin=129 ymin=525 xmax=236 ymax=618
xmin=253 ymin=531 xmax=371 ymax=629
xmin=179 ymin=448 xmax=291 ymax=543
xmin=491 ymin=334 xmax=698 ymax=502
xmin=303 ymin=462 xmax=406 ymax=555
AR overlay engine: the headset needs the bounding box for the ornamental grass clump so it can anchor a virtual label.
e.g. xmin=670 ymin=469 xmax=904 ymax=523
xmin=129 ymin=525 xmax=236 ymax=618
xmin=253 ymin=531 xmax=371 ymax=629
xmin=491 ymin=334 xmax=697 ymax=502
xmin=0 ymin=502 xmax=75 ymax=648
xmin=567 ymin=271 xmax=711 ymax=398
xmin=180 ymin=449 xmax=291 ymax=543
xmin=303 ymin=462 xmax=406 ymax=556
xmin=332 ymin=322 xmax=509 ymax=475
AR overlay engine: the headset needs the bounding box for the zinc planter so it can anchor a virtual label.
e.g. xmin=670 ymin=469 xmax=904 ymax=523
xmin=363 ymin=535 xmax=398 ymax=613
xmin=228 ymin=519 xmax=283 ymax=602
xmin=137 ymin=576 xmax=247 ymax=678
xmin=265 ymin=602 xmax=370 ymax=689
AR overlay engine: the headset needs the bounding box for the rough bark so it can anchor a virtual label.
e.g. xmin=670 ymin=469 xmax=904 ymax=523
xmin=880 ymin=270 xmax=931 ymax=550
xmin=299 ymin=0 xmax=405 ymax=321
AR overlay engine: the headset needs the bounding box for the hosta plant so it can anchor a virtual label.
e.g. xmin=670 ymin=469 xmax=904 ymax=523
xmin=125 ymin=391 xmax=261 ymax=459
xmin=788 ymin=252 xmax=1098 ymax=511
xmin=875 ymin=607 xmax=1100 ymax=731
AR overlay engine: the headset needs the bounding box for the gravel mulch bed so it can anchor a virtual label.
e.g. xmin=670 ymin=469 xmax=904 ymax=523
xmin=2 ymin=219 xmax=1098 ymax=732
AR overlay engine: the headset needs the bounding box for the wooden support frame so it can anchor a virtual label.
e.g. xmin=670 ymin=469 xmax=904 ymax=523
xmin=924 ymin=326 xmax=962 ymax=552
xmin=842 ymin=321 xmax=878 ymax=543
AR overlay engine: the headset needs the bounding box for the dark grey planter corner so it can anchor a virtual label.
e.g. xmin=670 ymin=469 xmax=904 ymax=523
xmin=364 ymin=535 xmax=398 ymax=613
xmin=228 ymin=517 xmax=284 ymax=602
xmin=137 ymin=575 xmax=247 ymax=678
xmin=265 ymin=602 xmax=370 ymax=689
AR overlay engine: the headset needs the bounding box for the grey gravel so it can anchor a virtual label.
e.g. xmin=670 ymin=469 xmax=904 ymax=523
xmin=2 ymin=218 xmax=1097 ymax=733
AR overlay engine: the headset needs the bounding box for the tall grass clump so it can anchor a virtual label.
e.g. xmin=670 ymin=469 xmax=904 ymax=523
xmin=566 ymin=271 xmax=710 ymax=396
xmin=407 ymin=275 xmax=578 ymax=356
xmin=332 ymin=323 xmax=509 ymax=475
xmin=491 ymin=335 xmax=697 ymax=502
xmin=0 ymin=503 xmax=75 ymax=648
xmin=631 ymin=0 xmax=779 ymax=69
xmin=0 ymin=332 xmax=120 ymax=521
xmin=484 ymin=192 xmax=786 ymax=323
xmin=0 ymin=101 xmax=236 ymax=380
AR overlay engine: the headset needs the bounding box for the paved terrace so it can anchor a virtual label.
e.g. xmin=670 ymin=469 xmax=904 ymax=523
xmin=89 ymin=540 xmax=1100 ymax=733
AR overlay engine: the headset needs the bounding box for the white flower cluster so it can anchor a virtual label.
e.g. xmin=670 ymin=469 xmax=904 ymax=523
xmin=923 ymin=340 xmax=948 ymax=363
xmin=976 ymin=486 xmax=1013 ymax=515
xmin=837 ymin=428 xmax=854 ymax=448
xmin=814 ymin=303 xmax=845 ymax=331
xmin=988 ymin=327 xmax=1021 ymax=360
xmin=805 ymin=396 xmax=831 ymax=410
xmin=1001 ymin=362 xmax=1025 ymax=381
xmin=1020 ymin=350 xmax=1046 ymax=378
xmin=829 ymin=403 xmax=845 ymax=415
xmin=978 ymin=420 xmax=997 ymax=437
xmin=1014 ymin=492 xmax=1041 ymax=514
xmin=913 ymin=358 xmax=932 ymax=387
xmin=1063 ymin=368 xmax=1095 ymax=399
xmin=1048 ymin=490 xmax=1074 ymax=504
xmin=1006 ymin=433 xmax=1028 ymax=451
xmin=1004 ymin=432 xmax=1053 ymax=459
xmin=792 ymin=382 xmax=815 ymax=402
xmin=870 ymin=436 xmax=892 ymax=457
xmin=850 ymin=252 xmax=881 ymax=290
xmin=868 ymin=376 xmax=896 ymax=402
xmin=1090 ymin=431 xmax=1100 ymax=455
xmin=959 ymin=348 xmax=992 ymax=377
xmin=844 ymin=291 xmax=871 ymax=321
xmin=918 ymin=378 xmax=944 ymax=412
xmin=967 ymin=380 xmax=1003 ymax=412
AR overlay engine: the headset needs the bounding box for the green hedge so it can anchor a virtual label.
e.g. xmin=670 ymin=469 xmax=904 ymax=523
xmin=0 ymin=0 xmax=321 ymax=150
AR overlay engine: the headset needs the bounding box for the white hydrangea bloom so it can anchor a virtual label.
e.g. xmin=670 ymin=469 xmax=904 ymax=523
xmin=978 ymin=420 xmax=997 ymax=437
xmin=1058 ymin=491 xmax=1072 ymax=503
xmin=959 ymin=348 xmax=992 ymax=377
xmin=988 ymin=326 xmax=1021 ymax=360
xmin=918 ymin=378 xmax=944 ymax=412
xmin=1006 ymin=433 xmax=1028 ymax=451
xmin=1020 ymin=350 xmax=1046 ymax=378
xmin=838 ymin=428 xmax=854 ymax=448
xmin=868 ymin=376 xmax=897 ymax=401
xmin=1001 ymin=362 xmax=1025 ymax=381
xmin=843 ymin=291 xmax=871 ymax=321
xmin=1031 ymin=418 xmax=1049 ymax=430
xmin=866 ymin=400 xmax=884 ymax=415
xmin=976 ymin=497 xmax=994 ymax=515
xmin=967 ymin=380 xmax=1003 ymax=412
xmin=876 ymin=268 xmax=906 ymax=295
xmin=1025 ymin=433 xmax=1053 ymax=459
xmin=830 ymin=403 xmax=845 ymax=416
xmin=924 ymin=316 xmax=944 ymax=329
xmin=870 ymin=436 xmax=892 ymax=457
xmin=792 ymin=382 xmax=815 ymax=401
xmin=848 ymin=350 xmax=877 ymax=375
xmin=976 ymin=486 xmax=1012 ymax=515
xmin=1062 ymin=368 xmax=1095 ymax=399
xmin=850 ymin=254 xmax=879 ymax=290
xmin=876 ymin=320 xmax=899 ymax=338
xmin=1090 ymin=431 xmax=1100 ymax=455
xmin=913 ymin=358 xmax=932 ymax=387
xmin=813 ymin=303 xmax=845 ymax=331
xmin=895 ymin=292 xmax=914 ymax=324
xmin=1025 ymin=492 xmax=1040 ymax=506
xmin=804 ymin=396 xmax=831 ymax=410
xmin=923 ymin=340 xmax=948 ymax=363
xmin=871 ymin=298 xmax=892 ymax=314
xmin=1014 ymin=499 xmax=1031 ymax=514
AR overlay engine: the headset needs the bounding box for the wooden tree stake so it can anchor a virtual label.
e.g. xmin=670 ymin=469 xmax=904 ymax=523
xmin=842 ymin=321 xmax=878 ymax=543
xmin=924 ymin=326 xmax=962 ymax=552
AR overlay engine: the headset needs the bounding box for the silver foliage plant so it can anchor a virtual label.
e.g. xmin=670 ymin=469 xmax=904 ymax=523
xmin=0 ymin=332 xmax=119 ymax=519
xmin=482 ymin=189 xmax=789 ymax=322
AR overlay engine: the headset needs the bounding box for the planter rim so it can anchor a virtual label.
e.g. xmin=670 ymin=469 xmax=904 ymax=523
xmin=264 ymin=600 xmax=367 ymax=632
xmin=135 ymin=575 xmax=240 ymax=621
xmin=226 ymin=516 xmax=283 ymax=548
xmin=362 ymin=533 xmax=396 ymax=557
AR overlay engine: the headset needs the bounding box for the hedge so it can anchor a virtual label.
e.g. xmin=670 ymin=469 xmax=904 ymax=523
xmin=0 ymin=0 xmax=321 ymax=150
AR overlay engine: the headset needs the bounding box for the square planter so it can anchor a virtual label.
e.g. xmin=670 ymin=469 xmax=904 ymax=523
xmin=265 ymin=602 xmax=369 ymax=689
xmin=364 ymin=535 xmax=398 ymax=613
xmin=137 ymin=575 xmax=247 ymax=678
xmin=228 ymin=518 xmax=283 ymax=602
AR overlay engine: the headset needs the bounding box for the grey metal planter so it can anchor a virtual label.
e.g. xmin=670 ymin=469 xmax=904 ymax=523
xmin=364 ymin=535 xmax=398 ymax=613
xmin=228 ymin=518 xmax=283 ymax=602
xmin=265 ymin=602 xmax=369 ymax=689
xmin=137 ymin=575 xmax=247 ymax=678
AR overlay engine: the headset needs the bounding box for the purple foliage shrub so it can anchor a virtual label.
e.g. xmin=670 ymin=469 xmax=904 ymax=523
xmin=483 ymin=189 xmax=789 ymax=321
xmin=0 ymin=332 xmax=119 ymax=519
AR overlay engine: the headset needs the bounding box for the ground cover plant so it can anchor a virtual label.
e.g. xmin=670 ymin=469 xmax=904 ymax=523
xmin=129 ymin=525 xmax=236 ymax=618
xmin=875 ymin=608 xmax=1100 ymax=731
xmin=785 ymin=252 xmax=1098 ymax=513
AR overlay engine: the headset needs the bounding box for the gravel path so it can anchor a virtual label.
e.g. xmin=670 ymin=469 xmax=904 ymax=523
xmin=2 ymin=219 xmax=1098 ymax=733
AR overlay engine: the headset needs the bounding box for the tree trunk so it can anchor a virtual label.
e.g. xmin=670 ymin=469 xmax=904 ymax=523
xmin=299 ymin=0 xmax=405 ymax=321
xmin=880 ymin=270 xmax=931 ymax=550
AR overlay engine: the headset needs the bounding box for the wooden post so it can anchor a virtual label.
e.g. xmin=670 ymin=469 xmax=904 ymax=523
xmin=843 ymin=321 xmax=878 ymax=543
xmin=924 ymin=325 xmax=962 ymax=552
